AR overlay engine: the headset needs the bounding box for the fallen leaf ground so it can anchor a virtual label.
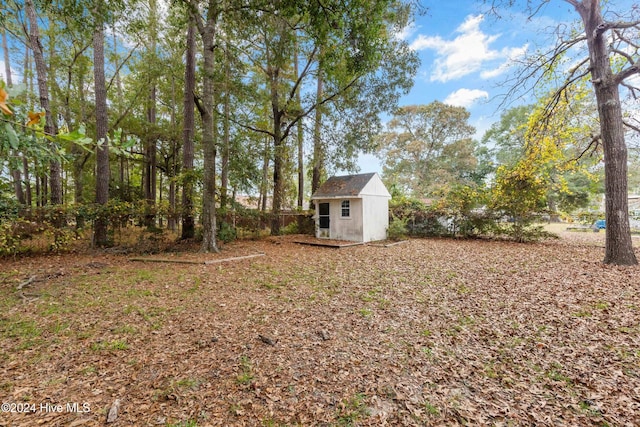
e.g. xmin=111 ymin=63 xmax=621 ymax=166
xmin=1 ymin=229 xmax=639 ymax=426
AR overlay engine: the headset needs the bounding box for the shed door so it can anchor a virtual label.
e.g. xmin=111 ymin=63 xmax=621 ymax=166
xmin=318 ymin=203 xmax=330 ymax=229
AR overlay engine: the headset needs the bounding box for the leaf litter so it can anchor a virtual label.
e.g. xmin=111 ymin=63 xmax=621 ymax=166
xmin=0 ymin=232 xmax=639 ymax=426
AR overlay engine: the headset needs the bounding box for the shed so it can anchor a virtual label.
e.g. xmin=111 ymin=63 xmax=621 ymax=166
xmin=310 ymin=173 xmax=391 ymax=242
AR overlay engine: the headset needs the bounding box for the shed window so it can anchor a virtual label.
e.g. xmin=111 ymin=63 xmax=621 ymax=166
xmin=341 ymin=200 xmax=350 ymax=217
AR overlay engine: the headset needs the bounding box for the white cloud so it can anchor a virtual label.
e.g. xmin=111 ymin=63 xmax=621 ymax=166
xmin=409 ymin=14 xmax=527 ymax=83
xmin=444 ymin=88 xmax=489 ymax=108
xmin=395 ymin=22 xmax=418 ymax=41
xmin=480 ymin=45 xmax=529 ymax=79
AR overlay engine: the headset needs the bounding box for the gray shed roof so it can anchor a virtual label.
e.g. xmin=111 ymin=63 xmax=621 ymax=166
xmin=311 ymin=173 xmax=378 ymax=199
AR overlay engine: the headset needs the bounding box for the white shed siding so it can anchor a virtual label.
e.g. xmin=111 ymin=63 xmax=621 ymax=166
xmin=311 ymin=173 xmax=391 ymax=242
xmin=329 ymin=198 xmax=363 ymax=241
xmin=360 ymin=175 xmax=391 ymax=198
xmin=362 ymin=195 xmax=389 ymax=242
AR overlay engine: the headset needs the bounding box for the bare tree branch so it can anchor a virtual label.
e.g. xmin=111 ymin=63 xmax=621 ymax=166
xmin=613 ymin=59 xmax=640 ymax=85
xmin=623 ymin=120 xmax=640 ymax=134
xmin=576 ymin=134 xmax=601 ymax=161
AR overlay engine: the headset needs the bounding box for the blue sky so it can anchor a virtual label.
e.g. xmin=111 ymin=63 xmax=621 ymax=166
xmin=354 ymin=1 xmax=588 ymax=174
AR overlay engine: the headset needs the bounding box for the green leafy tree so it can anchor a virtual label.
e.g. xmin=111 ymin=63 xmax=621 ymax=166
xmin=493 ymin=0 xmax=640 ymax=264
xmin=481 ymin=105 xmax=531 ymax=169
xmin=376 ymin=102 xmax=477 ymax=197
xmin=482 ymin=101 xmax=600 ymax=219
xmin=237 ymin=0 xmax=418 ymax=234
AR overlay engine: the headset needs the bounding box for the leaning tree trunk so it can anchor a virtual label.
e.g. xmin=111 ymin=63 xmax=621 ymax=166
xmin=26 ymin=0 xmax=62 ymax=208
xmin=574 ymin=0 xmax=637 ymax=265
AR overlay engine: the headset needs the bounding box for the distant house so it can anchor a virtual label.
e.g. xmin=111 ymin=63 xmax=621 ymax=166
xmin=310 ymin=173 xmax=391 ymax=242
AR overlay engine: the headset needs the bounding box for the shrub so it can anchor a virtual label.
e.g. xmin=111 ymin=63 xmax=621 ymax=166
xmin=281 ymin=221 xmax=298 ymax=235
xmin=218 ymin=221 xmax=237 ymax=243
xmin=387 ymin=217 xmax=408 ymax=241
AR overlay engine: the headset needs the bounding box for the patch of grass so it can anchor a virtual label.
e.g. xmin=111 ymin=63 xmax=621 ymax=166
xmin=50 ymin=321 xmax=70 ymax=335
xmin=112 ymin=324 xmax=137 ymax=335
xmin=126 ymin=288 xmax=155 ymax=298
xmin=445 ymin=315 xmax=475 ymax=337
xmin=126 ymin=305 xmax=167 ymax=329
xmin=336 ymin=393 xmax=370 ymax=426
xmin=458 ymin=315 xmax=475 ymax=327
xmin=573 ymin=310 xmax=591 ymax=318
xmin=424 ymin=400 xmax=439 ymax=416
xmin=134 ymin=269 xmax=155 ymax=283
xmin=186 ymin=277 xmax=202 ymax=293
xmin=594 ymin=301 xmax=609 ymax=310
xmin=79 ymin=365 xmax=97 ymax=375
xmin=40 ymin=302 xmax=63 ymax=316
xmin=236 ymin=356 xmax=254 ymax=385
xmin=483 ymin=362 xmax=498 ymax=379
xmin=166 ymin=420 xmax=198 ymax=427
xmin=2 ymin=318 xmax=42 ymax=339
xmin=174 ymin=377 xmax=201 ymax=390
xmin=578 ymin=400 xmax=602 ymax=417
xmin=357 ymin=308 xmax=373 ymax=318
xmin=421 ymin=346 xmax=434 ymax=358
xmin=90 ymin=339 xmax=129 ymax=351
xmin=456 ymin=284 xmax=470 ymax=295
xmin=261 ymin=280 xmax=282 ymax=290
xmin=1 ymin=317 xmax=43 ymax=349
xmin=545 ymin=363 xmax=573 ymax=385
xmin=229 ymin=402 xmax=243 ymax=416
xmin=262 ymin=419 xmax=288 ymax=427
xmin=0 ymin=293 xmax=19 ymax=311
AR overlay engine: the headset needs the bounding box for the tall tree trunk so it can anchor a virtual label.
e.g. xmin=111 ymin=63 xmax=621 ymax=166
xmin=93 ymin=7 xmax=110 ymax=246
xmin=24 ymin=41 xmax=32 ymax=104
xmin=311 ymin=64 xmax=324 ymax=196
xmin=181 ymin=17 xmax=196 ymax=239
xmin=260 ymin=136 xmax=270 ymax=212
xmin=11 ymin=169 xmax=25 ymax=205
xmin=194 ymin=7 xmax=220 ymax=253
xmin=22 ymin=45 xmax=32 ymax=207
xmin=25 ymin=0 xmax=62 ymax=208
xmin=35 ymin=172 xmax=41 ymax=207
xmin=294 ymin=38 xmax=304 ymax=210
xmin=3 ymin=28 xmax=25 ymax=205
xmin=40 ymin=173 xmax=47 ymax=206
xmin=73 ymin=68 xmax=88 ymax=227
xmin=144 ymin=0 xmax=158 ymax=228
xmin=158 ymin=174 xmax=163 ymax=228
xmin=23 ymin=156 xmax=32 ymax=206
xmin=220 ymin=44 xmax=231 ymax=212
xmin=46 ymin=22 xmax=62 ymax=206
xmin=113 ymin=29 xmax=127 ymax=202
xmin=144 ymin=85 xmax=157 ymax=227
xmin=168 ymin=76 xmax=177 ymax=231
xmin=270 ymin=80 xmax=285 ymax=235
xmin=572 ymin=0 xmax=637 ymax=265
xmin=2 ymin=29 xmax=12 ymax=86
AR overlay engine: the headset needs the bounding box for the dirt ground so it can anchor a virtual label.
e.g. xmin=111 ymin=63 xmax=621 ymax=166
xmin=1 ymin=229 xmax=639 ymax=426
